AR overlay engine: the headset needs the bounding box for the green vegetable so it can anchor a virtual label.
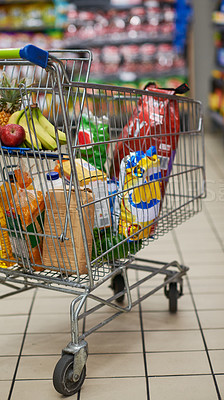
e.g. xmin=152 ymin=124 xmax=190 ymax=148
xmin=92 ymin=227 xmax=142 ymax=262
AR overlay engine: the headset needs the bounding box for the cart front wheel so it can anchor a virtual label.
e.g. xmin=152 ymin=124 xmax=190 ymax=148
xmin=53 ymin=354 xmax=86 ymax=396
xmin=169 ymin=282 xmax=178 ymax=314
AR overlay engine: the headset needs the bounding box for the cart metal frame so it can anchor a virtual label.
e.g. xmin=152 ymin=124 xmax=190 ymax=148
xmin=0 ymin=47 xmax=205 ymax=396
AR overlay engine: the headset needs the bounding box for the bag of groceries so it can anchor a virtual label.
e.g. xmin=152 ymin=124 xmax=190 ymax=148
xmin=112 ymin=83 xmax=189 ymax=198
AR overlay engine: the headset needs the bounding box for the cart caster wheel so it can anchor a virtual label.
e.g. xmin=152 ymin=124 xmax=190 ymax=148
xmin=168 ymin=282 xmax=178 ymax=314
xmin=53 ymin=354 xmax=86 ymax=396
xmin=111 ymin=273 xmax=125 ymax=303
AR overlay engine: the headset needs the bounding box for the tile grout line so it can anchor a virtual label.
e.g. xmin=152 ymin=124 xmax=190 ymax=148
xmin=172 ymin=229 xmax=222 ymax=400
xmin=7 ymin=287 xmax=38 ymax=400
xmin=136 ymin=270 xmax=151 ymax=400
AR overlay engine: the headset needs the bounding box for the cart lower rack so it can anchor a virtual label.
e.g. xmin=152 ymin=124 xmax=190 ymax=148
xmin=0 ymin=46 xmax=205 ymax=396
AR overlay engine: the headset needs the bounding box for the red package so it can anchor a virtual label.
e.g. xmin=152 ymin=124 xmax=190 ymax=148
xmin=112 ymin=83 xmax=189 ymax=198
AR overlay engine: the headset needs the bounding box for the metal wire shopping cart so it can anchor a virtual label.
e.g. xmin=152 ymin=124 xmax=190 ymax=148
xmin=0 ymin=45 xmax=206 ymax=396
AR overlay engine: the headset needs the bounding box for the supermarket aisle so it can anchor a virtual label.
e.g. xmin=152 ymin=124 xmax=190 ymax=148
xmin=0 ymin=128 xmax=224 ymax=400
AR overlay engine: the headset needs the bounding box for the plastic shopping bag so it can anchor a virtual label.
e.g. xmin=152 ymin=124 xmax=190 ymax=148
xmin=112 ymin=83 xmax=189 ymax=198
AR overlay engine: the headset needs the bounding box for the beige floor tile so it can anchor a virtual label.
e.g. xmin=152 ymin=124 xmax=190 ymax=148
xmin=189 ymin=277 xmax=224 ymax=294
xmin=140 ymin=291 xmax=194 ymax=312
xmin=182 ymin=250 xmax=224 ymax=266
xmin=0 ymin=356 xmax=18 ymax=380
xmin=32 ymin=295 xmax=73 ymax=315
xmin=180 ymin=240 xmax=222 ymax=253
xmin=0 ymin=296 xmax=33 ymax=316
xmin=144 ymin=329 xmax=204 ymax=352
xmin=85 ymin=310 xmax=141 ymax=332
xmin=81 ymin=377 xmax=147 ymax=400
xmin=138 ymin=240 xmax=178 ymax=253
xmin=0 ymin=380 xmax=11 ymax=400
xmin=198 ymin=310 xmax=224 ymax=329
xmin=0 ymin=334 xmax=23 ymax=356
xmin=16 ymin=355 xmax=58 ymax=379
xmin=193 ymin=293 xmax=224 ymax=310
xmin=142 ymin=310 xmax=199 ymax=331
xmin=0 ymin=315 xmax=28 ymax=334
xmin=204 ymin=329 xmax=224 ymax=350
xmin=11 ymin=380 xmax=74 ymax=400
xmin=146 ymin=351 xmax=210 ymax=375
xmin=209 ymin=350 xmax=224 ymax=374
xmin=137 ymin=249 xmax=180 ymax=263
xmin=27 ymin=312 xmax=70 ymax=334
xmin=87 ymin=353 xmax=144 ymax=377
xmin=0 ymin=285 xmax=35 ymax=299
xmin=22 ymin=333 xmax=69 ymax=356
xmin=188 ymin=264 xmax=224 ymax=278
xmin=215 ymin=375 xmax=224 ymax=400
xmin=87 ymin=331 xmax=142 ymax=354
xmin=149 ymin=375 xmax=217 ymax=400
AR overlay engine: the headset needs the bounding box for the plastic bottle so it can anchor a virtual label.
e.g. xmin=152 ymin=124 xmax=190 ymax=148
xmin=46 ymin=171 xmax=63 ymax=191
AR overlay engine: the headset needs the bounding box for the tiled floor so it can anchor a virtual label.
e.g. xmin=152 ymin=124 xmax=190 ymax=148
xmin=0 ymin=127 xmax=224 ymax=400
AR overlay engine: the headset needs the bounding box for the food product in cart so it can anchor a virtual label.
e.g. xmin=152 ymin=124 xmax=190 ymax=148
xmin=42 ymin=181 xmax=94 ymax=275
xmin=0 ymin=198 xmax=14 ymax=268
xmin=3 ymin=172 xmax=45 ymax=269
xmin=63 ymin=158 xmax=111 ymax=229
xmin=116 ymin=146 xmax=161 ymax=241
xmin=0 ymin=73 xmax=26 ymax=126
xmin=112 ymin=83 xmax=189 ymax=198
xmin=92 ymin=226 xmax=142 ymax=262
xmin=78 ymin=112 xmax=109 ymax=172
xmin=0 ymin=123 xmax=25 ymax=147
xmin=5 ymin=105 xmax=67 ymax=150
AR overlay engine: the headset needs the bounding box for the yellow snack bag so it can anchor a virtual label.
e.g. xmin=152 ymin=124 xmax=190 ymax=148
xmin=118 ymin=148 xmax=161 ymax=241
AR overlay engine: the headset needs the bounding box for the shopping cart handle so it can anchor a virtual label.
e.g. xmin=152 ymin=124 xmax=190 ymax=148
xmin=0 ymin=45 xmax=49 ymax=68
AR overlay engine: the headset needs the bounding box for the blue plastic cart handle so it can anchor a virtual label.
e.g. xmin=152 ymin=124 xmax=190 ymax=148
xmin=0 ymin=45 xmax=49 ymax=68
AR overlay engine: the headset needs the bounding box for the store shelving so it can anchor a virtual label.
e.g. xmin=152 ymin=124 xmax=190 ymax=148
xmin=0 ymin=0 xmax=67 ymax=49
xmin=0 ymin=0 xmax=192 ymax=90
xmin=209 ymin=2 xmax=224 ymax=126
xmin=64 ymin=0 xmax=192 ymax=89
xmin=210 ymin=110 xmax=224 ymax=127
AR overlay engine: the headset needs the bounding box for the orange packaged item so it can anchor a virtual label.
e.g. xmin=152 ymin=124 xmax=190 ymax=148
xmin=4 ymin=174 xmax=45 ymax=270
xmin=14 ymin=160 xmax=33 ymax=189
xmin=0 ymin=202 xmax=14 ymax=268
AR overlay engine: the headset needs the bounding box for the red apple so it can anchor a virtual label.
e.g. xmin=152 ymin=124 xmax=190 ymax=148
xmin=0 ymin=124 xmax=25 ymax=147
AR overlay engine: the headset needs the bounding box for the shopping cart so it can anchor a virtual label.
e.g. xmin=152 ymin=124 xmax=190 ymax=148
xmin=0 ymin=45 xmax=205 ymax=396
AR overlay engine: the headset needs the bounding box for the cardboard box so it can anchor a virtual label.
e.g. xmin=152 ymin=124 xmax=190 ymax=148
xmin=42 ymin=188 xmax=94 ymax=275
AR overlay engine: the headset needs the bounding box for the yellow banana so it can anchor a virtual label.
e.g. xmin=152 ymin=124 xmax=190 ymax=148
xmin=34 ymin=107 xmax=67 ymax=145
xmin=31 ymin=111 xmax=57 ymax=150
xmin=19 ymin=112 xmax=42 ymax=150
xmin=8 ymin=109 xmax=25 ymax=125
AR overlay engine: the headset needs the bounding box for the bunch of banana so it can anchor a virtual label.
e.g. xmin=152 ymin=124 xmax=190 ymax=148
xmin=8 ymin=106 xmax=67 ymax=150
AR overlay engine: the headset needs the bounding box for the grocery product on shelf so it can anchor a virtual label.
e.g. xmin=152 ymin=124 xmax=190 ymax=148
xmin=209 ymin=2 xmax=224 ymax=126
xmin=63 ymin=1 xmax=191 ymax=89
xmin=0 ymin=2 xmax=56 ymax=31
